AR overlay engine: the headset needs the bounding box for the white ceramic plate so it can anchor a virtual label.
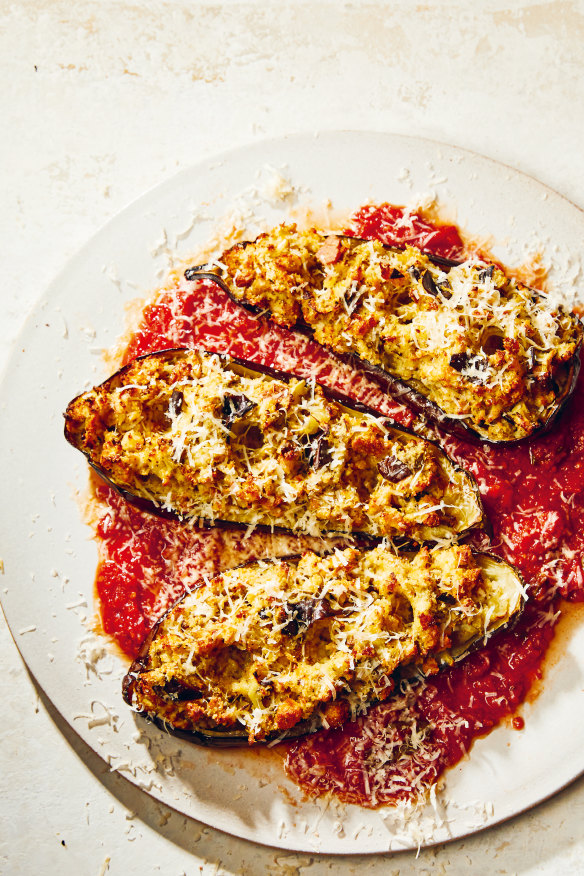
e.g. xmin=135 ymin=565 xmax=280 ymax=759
xmin=2 ymin=132 xmax=584 ymax=855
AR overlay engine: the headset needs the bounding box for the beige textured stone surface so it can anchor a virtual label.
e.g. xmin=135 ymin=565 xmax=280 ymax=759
xmin=2 ymin=2 xmax=584 ymax=872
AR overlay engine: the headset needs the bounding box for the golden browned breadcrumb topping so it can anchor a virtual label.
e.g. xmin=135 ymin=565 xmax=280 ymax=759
xmin=64 ymin=349 xmax=483 ymax=540
xmin=125 ymin=544 xmax=523 ymax=742
xmin=215 ymin=225 xmax=583 ymax=441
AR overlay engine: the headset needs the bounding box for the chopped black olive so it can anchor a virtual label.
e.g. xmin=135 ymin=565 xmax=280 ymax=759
xmin=222 ymin=393 xmax=256 ymax=427
xmin=422 ymin=270 xmax=439 ymax=297
xmin=439 ymin=280 xmax=453 ymax=300
xmin=478 ymin=265 xmax=495 ymax=282
xmin=449 ymin=352 xmax=470 ymax=372
xmin=390 ymin=268 xmax=403 ymax=279
xmin=449 ymin=352 xmax=487 ymax=381
xmin=168 ymin=389 xmax=183 ymax=419
xmin=422 ymin=269 xmax=452 ymax=300
xmin=282 ymin=597 xmax=336 ymax=636
xmin=377 ymin=456 xmax=412 ymax=482
xmin=301 ymin=429 xmax=331 ymax=470
xmin=408 ymin=265 xmax=421 ymax=281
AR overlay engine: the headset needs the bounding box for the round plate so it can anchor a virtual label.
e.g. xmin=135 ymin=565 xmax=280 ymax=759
xmin=2 ymin=131 xmax=584 ymax=854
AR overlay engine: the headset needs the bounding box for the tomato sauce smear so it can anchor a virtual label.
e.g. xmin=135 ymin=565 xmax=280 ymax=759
xmin=93 ymin=203 xmax=584 ymax=808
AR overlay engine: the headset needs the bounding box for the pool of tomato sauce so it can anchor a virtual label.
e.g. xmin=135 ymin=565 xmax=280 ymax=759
xmin=93 ymin=204 xmax=584 ymax=808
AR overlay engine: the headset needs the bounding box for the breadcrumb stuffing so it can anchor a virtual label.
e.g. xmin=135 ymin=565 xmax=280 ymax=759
xmin=124 ymin=544 xmax=523 ymax=743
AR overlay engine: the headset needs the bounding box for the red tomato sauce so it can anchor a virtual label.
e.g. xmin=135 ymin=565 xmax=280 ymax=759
xmin=93 ymin=204 xmax=584 ymax=807
xmin=94 ymin=484 xmax=227 ymax=656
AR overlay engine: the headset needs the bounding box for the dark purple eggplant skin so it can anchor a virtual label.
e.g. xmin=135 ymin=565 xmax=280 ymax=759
xmin=64 ymin=346 xmax=487 ymax=542
xmin=122 ymin=549 xmax=525 ymax=748
xmin=185 ymin=237 xmax=583 ymax=447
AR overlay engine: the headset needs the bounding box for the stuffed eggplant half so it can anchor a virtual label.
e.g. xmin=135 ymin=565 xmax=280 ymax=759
xmin=64 ymin=348 xmax=484 ymax=542
xmin=185 ymin=225 xmax=583 ymax=443
xmin=122 ymin=543 xmax=525 ymax=745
